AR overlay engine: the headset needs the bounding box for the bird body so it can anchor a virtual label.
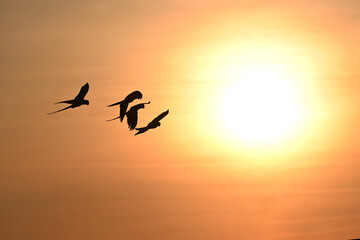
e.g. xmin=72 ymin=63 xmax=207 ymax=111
xmin=135 ymin=109 xmax=169 ymax=135
xmin=107 ymin=91 xmax=143 ymax=122
xmin=125 ymin=101 xmax=150 ymax=130
xmin=48 ymin=83 xmax=89 ymax=115
xmin=55 ymin=99 xmax=89 ymax=107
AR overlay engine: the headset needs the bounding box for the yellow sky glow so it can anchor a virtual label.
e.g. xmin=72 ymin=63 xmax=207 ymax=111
xmin=2 ymin=1 xmax=360 ymax=240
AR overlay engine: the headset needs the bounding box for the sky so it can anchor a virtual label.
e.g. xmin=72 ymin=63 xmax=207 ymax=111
xmin=1 ymin=0 xmax=360 ymax=239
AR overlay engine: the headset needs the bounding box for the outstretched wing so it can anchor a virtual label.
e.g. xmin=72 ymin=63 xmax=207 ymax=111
xmin=74 ymin=82 xmax=89 ymax=100
xmin=126 ymin=109 xmax=138 ymax=130
xmin=119 ymin=102 xmax=129 ymax=122
xmin=149 ymin=109 xmax=169 ymax=124
xmin=108 ymin=91 xmax=142 ymax=107
xmin=125 ymin=91 xmax=142 ymax=103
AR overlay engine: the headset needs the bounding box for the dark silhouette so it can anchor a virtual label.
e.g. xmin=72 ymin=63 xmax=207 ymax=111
xmin=126 ymin=101 xmax=150 ymax=130
xmin=107 ymin=91 xmax=143 ymax=122
xmin=107 ymin=101 xmax=150 ymax=129
xmin=135 ymin=109 xmax=169 ymax=136
xmin=48 ymin=83 xmax=89 ymax=115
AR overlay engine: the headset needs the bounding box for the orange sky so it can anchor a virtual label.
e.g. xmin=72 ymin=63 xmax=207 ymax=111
xmin=1 ymin=0 xmax=360 ymax=239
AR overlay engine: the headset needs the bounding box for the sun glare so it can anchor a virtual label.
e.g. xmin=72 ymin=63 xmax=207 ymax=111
xmin=181 ymin=36 xmax=321 ymax=154
xmin=217 ymin=64 xmax=306 ymax=145
xmin=173 ymin=8 xmax=346 ymax=166
xmin=180 ymin=19 xmax=339 ymax=159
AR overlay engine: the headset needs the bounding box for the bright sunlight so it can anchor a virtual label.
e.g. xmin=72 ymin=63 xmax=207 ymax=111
xmin=194 ymin=39 xmax=316 ymax=150
xmin=217 ymin=64 xmax=306 ymax=144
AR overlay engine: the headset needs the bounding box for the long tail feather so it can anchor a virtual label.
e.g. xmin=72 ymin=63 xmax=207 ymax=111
xmin=47 ymin=106 xmax=71 ymax=115
xmin=106 ymin=116 xmax=120 ymax=121
xmin=55 ymin=100 xmax=73 ymax=104
xmin=107 ymin=101 xmax=123 ymax=107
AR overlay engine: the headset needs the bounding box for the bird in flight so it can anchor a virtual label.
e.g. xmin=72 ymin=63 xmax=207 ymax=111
xmin=48 ymin=83 xmax=89 ymax=115
xmin=125 ymin=101 xmax=150 ymax=130
xmin=107 ymin=91 xmax=143 ymax=122
xmin=107 ymin=101 xmax=150 ymax=129
xmin=135 ymin=109 xmax=169 ymax=135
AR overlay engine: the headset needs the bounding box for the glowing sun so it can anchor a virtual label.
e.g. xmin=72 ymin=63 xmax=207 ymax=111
xmin=217 ymin=64 xmax=306 ymax=145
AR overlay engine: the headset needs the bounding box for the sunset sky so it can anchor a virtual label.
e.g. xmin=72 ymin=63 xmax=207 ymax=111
xmin=1 ymin=0 xmax=360 ymax=239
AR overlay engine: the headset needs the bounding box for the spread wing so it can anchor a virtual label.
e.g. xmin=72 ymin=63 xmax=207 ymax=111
xmin=108 ymin=91 xmax=142 ymax=107
xmin=126 ymin=109 xmax=138 ymax=130
xmin=125 ymin=91 xmax=142 ymax=103
xmin=119 ymin=102 xmax=129 ymax=122
xmin=149 ymin=109 xmax=169 ymax=124
xmin=74 ymin=83 xmax=89 ymax=100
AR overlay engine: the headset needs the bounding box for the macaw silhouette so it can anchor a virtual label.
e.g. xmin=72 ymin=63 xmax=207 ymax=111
xmin=125 ymin=101 xmax=150 ymax=130
xmin=107 ymin=91 xmax=142 ymax=122
xmin=135 ymin=109 xmax=169 ymax=135
xmin=48 ymin=83 xmax=89 ymax=115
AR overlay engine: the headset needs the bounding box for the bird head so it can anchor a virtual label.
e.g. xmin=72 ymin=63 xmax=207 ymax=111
xmin=135 ymin=91 xmax=143 ymax=100
xmin=126 ymin=91 xmax=143 ymax=101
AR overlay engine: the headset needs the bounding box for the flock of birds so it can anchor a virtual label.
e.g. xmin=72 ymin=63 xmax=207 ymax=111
xmin=46 ymin=83 xmax=360 ymax=240
xmin=47 ymin=83 xmax=169 ymax=136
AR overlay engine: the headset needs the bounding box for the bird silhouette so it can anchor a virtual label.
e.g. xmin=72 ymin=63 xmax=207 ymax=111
xmin=48 ymin=83 xmax=89 ymax=115
xmin=135 ymin=109 xmax=169 ymax=136
xmin=107 ymin=91 xmax=143 ymax=122
xmin=125 ymin=101 xmax=150 ymax=130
